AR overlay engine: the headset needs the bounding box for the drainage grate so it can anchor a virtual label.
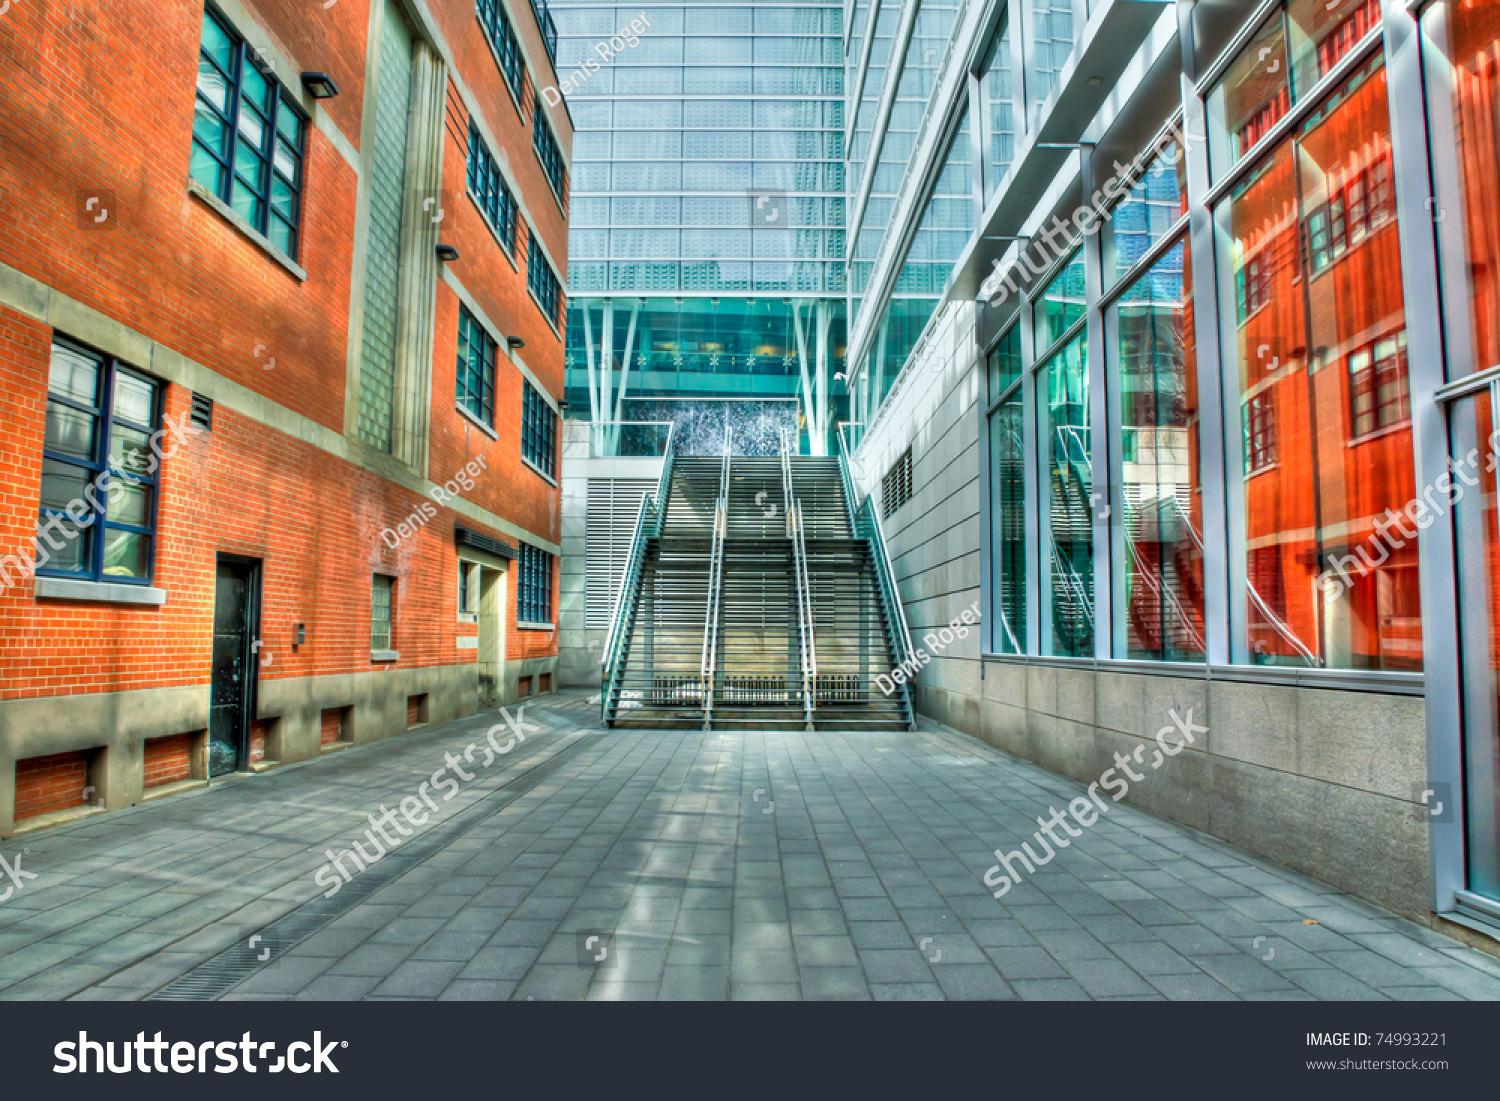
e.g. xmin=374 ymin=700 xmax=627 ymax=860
xmin=146 ymin=731 xmax=595 ymax=1001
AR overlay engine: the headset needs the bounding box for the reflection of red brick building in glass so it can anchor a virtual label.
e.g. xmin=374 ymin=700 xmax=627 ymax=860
xmin=1228 ymin=61 xmax=1418 ymax=670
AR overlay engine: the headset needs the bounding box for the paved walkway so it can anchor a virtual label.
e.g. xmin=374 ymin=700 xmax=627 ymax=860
xmin=2 ymin=690 xmax=1498 ymax=1001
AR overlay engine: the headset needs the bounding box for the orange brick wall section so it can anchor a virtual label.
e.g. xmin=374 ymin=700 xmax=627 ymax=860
xmin=143 ymin=734 xmax=193 ymax=790
xmin=0 ymin=310 xmax=556 ymax=699
xmin=0 ymin=1 xmax=357 ymax=436
xmin=14 ymin=750 xmax=88 ymax=821
xmin=321 ymin=708 xmax=346 ymax=745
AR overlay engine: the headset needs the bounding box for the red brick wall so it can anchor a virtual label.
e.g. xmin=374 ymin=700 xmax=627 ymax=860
xmin=0 ymin=353 xmax=555 ymax=699
xmin=14 ymin=750 xmax=87 ymax=821
xmin=321 ymin=708 xmax=346 ymax=746
xmin=143 ymin=733 xmax=193 ymax=789
xmin=0 ymin=1 xmax=562 ymax=710
xmin=0 ymin=1 xmax=357 ymax=436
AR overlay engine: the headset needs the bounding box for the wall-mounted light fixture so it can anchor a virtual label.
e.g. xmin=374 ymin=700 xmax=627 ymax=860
xmin=301 ymin=72 xmax=340 ymax=99
xmin=507 ymin=336 xmax=526 ymax=350
xmin=436 ymin=244 xmax=461 ymax=263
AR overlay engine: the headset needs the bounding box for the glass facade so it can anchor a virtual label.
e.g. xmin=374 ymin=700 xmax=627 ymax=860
xmin=552 ymin=1 xmax=848 ymax=451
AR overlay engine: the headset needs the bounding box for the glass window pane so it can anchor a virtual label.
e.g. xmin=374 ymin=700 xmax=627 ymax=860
xmin=989 ymin=392 xmax=1026 ymax=654
xmin=230 ymin=179 xmax=263 ymax=225
xmin=35 ymin=516 xmax=90 ymax=573
xmin=1222 ymin=58 xmax=1414 ymax=670
xmin=988 ymin=322 xmax=1023 ymax=399
xmin=1453 ymin=389 xmax=1500 ymax=900
xmin=1442 ymin=0 xmax=1500 ymax=380
xmin=1207 ymin=16 xmax=1291 ymax=179
xmin=45 ymin=401 xmax=97 ymax=461
xmin=242 ymin=64 xmax=271 ymax=113
xmin=40 ymin=457 xmax=91 ymax=512
xmin=276 ymin=102 xmax=303 ymax=143
xmin=193 ymin=104 xmax=229 ymax=156
xmin=190 ymin=146 xmax=227 ymax=194
xmin=237 ymin=104 xmax=268 ymax=153
xmin=1109 ymin=140 xmax=1188 ymax=285
xmin=270 ymin=176 xmax=296 ymax=220
xmin=110 ymin=425 xmax=154 ymax=476
xmin=1115 ymin=239 xmax=1204 ymax=660
xmin=113 ymin=372 xmax=155 ymax=425
xmin=1041 ymin=332 xmax=1092 ymax=657
xmin=1034 ymin=250 xmax=1085 ymax=354
xmin=197 ymin=59 xmax=230 ymax=113
xmin=1288 ymin=0 xmax=1381 ymax=98
xmin=107 ymin=479 xmax=151 ymax=528
xmin=267 ymin=216 xmax=295 ymax=257
xmin=200 ymin=11 xmax=235 ymax=72
xmin=48 ymin=344 xmax=99 ymax=404
xmin=981 ymin=21 xmax=1016 ymax=205
xmin=101 ymin=529 xmax=149 ymax=578
xmin=273 ymin=138 xmax=299 ymax=183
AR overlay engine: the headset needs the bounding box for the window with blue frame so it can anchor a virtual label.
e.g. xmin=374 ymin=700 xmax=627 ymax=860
xmin=191 ymin=5 xmax=308 ymax=258
xmin=456 ymin=306 xmax=497 ymax=426
xmin=38 ymin=341 xmax=162 ymax=584
xmin=521 ymin=380 xmax=556 ymax=478
xmin=533 ymin=114 xmax=566 ymax=204
xmin=518 ymin=543 xmax=553 ymax=624
xmin=467 ymin=122 xmax=517 ymax=252
xmin=477 ymin=0 xmax=525 ymax=100
xmin=527 ymin=235 xmax=562 ymax=326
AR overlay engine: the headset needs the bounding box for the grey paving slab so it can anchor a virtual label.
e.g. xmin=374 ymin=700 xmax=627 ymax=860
xmin=1 ymin=690 xmax=1496 ymax=1001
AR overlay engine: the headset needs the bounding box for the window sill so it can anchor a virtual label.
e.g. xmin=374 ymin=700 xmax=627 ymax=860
xmin=518 ymin=621 xmax=554 ymax=632
xmin=187 ymin=178 xmax=308 ymax=282
xmin=35 ymin=577 xmax=167 ymax=605
xmin=371 ymin=649 xmax=400 ymax=663
xmin=521 ymin=454 xmax=557 ymax=487
xmin=456 ymin=402 xmax=500 ymax=440
xmin=458 ymin=612 xmax=478 ymax=625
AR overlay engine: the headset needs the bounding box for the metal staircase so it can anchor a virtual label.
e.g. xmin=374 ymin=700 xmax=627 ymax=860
xmin=601 ymin=427 xmax=916 ymax=731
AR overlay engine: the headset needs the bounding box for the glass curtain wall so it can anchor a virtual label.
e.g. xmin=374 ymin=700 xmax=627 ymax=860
xmin=552 ymin=2 xmax=849 ymax=451
xmin=1216 ymin=54 xmax=1415 ymax=670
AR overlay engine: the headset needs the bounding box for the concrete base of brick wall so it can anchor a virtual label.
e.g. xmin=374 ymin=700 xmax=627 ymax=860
xmin=913 ymin=660 xmax=1432 ymax=923
xmin=0 ymin=656 xmax=559 ymax=837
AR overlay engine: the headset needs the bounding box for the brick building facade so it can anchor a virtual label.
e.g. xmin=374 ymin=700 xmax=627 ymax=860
xmin=0 ymin=0 xmax=570 ymax=835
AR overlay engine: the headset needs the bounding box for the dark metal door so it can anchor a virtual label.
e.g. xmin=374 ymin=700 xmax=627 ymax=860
xmin=210 ymin=558 xmax=258 ymax=777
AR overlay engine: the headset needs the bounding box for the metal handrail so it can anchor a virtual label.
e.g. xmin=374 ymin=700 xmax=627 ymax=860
xmin=792 ymin=502 xmax=817 ymax=725
xmin=700 ymin=427 xmax=732 ymax=725
xmin=835 ymin=422 xmax=860 ymax=533
xmin=599 ymin=494 xmax=657 ymax=724
xmin=782 ymin=429 xmax=816 ymax=726
xmin=861 ymin=497 xmax=915 ymax=664
xmin=599 ymin=423 xmax=678 ymax=725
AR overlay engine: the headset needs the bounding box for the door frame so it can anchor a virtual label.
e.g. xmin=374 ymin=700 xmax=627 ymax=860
xmin=214 ymin=553 xmax=263 ymax=776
